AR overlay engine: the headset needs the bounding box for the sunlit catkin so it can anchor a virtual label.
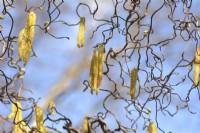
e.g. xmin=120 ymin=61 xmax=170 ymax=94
xmin=35 ymin=106 xmax=50 ymax=133
xmin=77 ymin=17 xmax=85 ymax=48
xmin=8 ymin=101 xmax=29 ymax=133
xmin=98 ymin=44 xmax=104 ymax=87
xmin=83 ymin=117 xmax=89 ymax=133
xmin=89 ymin=49 xmax=98 ymax=94
xmin=25 ymin=11 xmax=36 ymax=43
xmin=23 ymin=11 xmax=36 ymax=66
xmin=18 ymin=29 xmax=26 ymax=61
xmin=146 ymin=121 xmax=158 ymax=133
xmin=194 ymin=47 xmax=200 ymax=85
xmin=130 ymin=68 xmax=138 ymax=99
xmin=8 ymin=102 xmax=18 ymax=119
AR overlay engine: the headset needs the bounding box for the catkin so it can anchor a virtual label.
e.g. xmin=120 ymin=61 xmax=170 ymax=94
xmin=13 ymin=101 xmax=23 ymax=133
xmin=89 ymin=49 xmax=99 ymax=94
xmin=83 ymin=117 xmax=89 ymax=133
xmin=98 ymin=44 xmax=104 ymax=87
xmin=130 ymin=68 xmax=138 ymax=99
xmin=77 ymin=17 xmax=85 ymax=48
xmin=194 ymin=47 xmax=200 ymax=85
xmin=23 ymin=11 xmax=36 ymax=66
xmin=146 ymin=121 xmax=158 ymax=133
xmin=8 ymin=101 xmax=29 ymax=133
xmin=35 ymin=106 xmax=50 ymax=133
xmin=18 ymin=29 xmax=26 ymax=61
xmin=25 ymin=11 xmax=36 ymax=43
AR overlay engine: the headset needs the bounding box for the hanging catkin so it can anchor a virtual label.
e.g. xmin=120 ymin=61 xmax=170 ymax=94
xmin=8 ymin=101 xmax=29 ymax=133
xmin=77 ymin=17 xmax=85 ymax=48
xmin=35 ymin=106 xmax=50 ymax=133
xmin=25 ymin=11 xmax=36 ymax=43
xmin=23 ymin=11 xmax=36 ymax=66
xmin=194 ymin=47 xmax=200 ymax=85
xmin=146 ymin=121 xmax=158 ymax=133
xmin=83 ymin=117 xmax=89 ymax=133
xmin=89 ymin=49 xmax=98 ymax=94
xmin=18 ymin=29 xmax=26 ymax=61
xmin=98 ymin=44 xmax=104 ymax=87
xmin=130 ymin=68 xmax=138 ymax=99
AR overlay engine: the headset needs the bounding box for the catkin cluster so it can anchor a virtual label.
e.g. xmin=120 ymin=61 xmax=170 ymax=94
xmin=194 ymin=47 xmax=200 ymax=85
xmin=130 ymin=68 xmax=138 ymax=99
xmin=18 ymin=11 xmax=36 ymax=66
xmin=8 ymin=101 xmax=55 ymax=132
xmin=77 ymin=17 xmax=85 ymax=48
xmin=89 ymin=44 xmax=104 ymax=95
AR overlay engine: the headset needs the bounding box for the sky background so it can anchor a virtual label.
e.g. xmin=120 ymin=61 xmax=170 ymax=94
xmin=0 ymin=0 xmax=200 ymax=133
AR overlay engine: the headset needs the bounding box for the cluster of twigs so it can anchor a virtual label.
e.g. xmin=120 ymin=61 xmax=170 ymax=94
xmin=0 ymin=0 xmax=199 ymax=132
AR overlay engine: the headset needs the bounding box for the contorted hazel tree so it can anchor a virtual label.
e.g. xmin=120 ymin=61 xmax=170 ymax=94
xmin=0 ymin=0 xmax=200 ymax=133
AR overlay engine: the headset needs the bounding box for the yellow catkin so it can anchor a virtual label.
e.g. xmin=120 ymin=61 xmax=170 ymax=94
xmin=194 ymin=47 xmax=200 ymax=85
xmin=83 ymin=117 xmax=89 ymax=133
xmin=130 ymin=68 xmax=138 ymax=99
xmin=77 ymin=17 xmax=85 ymax=48
xmin=18 ymin=29 xmax=26 ymax=61
xmin=8 ymin=102 xmax=18 ymax=119
xmin=49 ymin=101 xmax=55 ymax=116
xmin=146 ymin=121 xmax=158 ymax=133
xmin=97 ymin=44 xmax=104 ymax=88
xmin=89 ymin=49 xmax=99 ymax=94
xmin=23 ymin=11 xmax=36 ymax=66
xmin=25 ymin=11 xmax=36 ymax=43
xmin=35 ymin=106 xmax=50 ymax=133
xmin=8 ymin=101 xmax=29 ymax=133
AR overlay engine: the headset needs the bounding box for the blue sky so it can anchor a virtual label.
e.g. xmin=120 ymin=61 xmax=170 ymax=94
xmin=1 ymin=0 xmax=200 ymax=132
